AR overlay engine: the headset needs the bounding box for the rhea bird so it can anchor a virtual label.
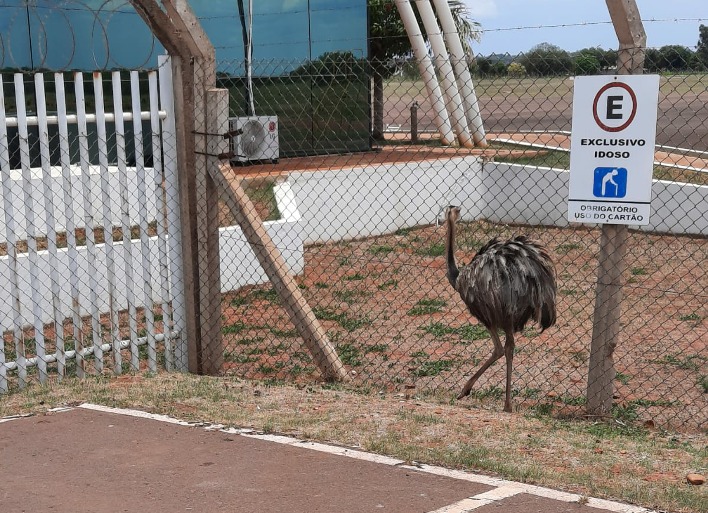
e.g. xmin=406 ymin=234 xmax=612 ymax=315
xmin=443 ymin=206 xmax=557 ymax=412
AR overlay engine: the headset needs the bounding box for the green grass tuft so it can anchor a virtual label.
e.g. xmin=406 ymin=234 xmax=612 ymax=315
xmin=407 ymin=298 xmax=446 ymax=316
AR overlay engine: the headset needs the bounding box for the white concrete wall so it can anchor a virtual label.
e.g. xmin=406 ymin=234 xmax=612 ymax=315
xmin=646 ymin=179 xmax=708 ymax=235
xmin=219 ymin=180 xmax=303 ymax=290
xmin=288 ymin=156 xmax=485 ymax=245
xmin=485 ymin=163 xmax=708 ymax=236
xmin=484 ymin=164 xmax=571 ymax=228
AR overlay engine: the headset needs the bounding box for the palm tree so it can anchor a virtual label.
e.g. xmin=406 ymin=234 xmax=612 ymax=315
xmin=368 ymin=0 xmax=480 ymax=140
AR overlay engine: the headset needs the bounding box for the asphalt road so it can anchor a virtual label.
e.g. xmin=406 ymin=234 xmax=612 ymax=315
xmin=388 ymin=90 xmax=708 ymax=152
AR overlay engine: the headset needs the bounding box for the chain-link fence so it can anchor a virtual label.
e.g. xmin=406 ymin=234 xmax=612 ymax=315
xmin=1 ymin=1 xmax=705 ymax=432
xmin=214 ymin=50 xmax=707 ymax=431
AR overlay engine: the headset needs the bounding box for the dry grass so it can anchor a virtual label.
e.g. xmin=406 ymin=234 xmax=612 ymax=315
xmin=1 ymin=373 xmax=706 ymax=513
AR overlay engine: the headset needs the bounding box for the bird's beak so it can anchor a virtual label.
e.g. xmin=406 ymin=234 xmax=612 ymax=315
xmin=436 ymin=206 xmax=446 ymax=227
xmin=436 ymin=205 xmax=459 ymax=226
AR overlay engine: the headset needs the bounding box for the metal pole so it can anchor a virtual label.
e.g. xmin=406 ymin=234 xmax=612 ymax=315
xmin=410 ymin=101 xmax=418 ymax=143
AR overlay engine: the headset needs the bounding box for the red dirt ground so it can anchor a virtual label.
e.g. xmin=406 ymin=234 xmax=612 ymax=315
xmin=217 ymin=140 xmax=706 ymax=432
xmin=220 ymin=218 xmax=707 ymax=431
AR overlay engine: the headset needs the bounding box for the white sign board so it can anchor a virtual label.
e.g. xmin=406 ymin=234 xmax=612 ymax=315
xmin=568 ymin=75 xmax=659 ymax=225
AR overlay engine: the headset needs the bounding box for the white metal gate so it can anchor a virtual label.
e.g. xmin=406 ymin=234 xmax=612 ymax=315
xmin=0 ymin=56 xmax=186 ymax=392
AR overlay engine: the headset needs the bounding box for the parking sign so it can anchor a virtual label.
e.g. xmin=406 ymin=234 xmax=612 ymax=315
xmin=568 ymin=75 xmax=659 ymax=225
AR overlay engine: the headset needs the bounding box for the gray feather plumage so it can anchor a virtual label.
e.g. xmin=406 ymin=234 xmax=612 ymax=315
xmin=452 ymin=236 xmax=557 ymax=334
xmin=444 ymin=205 xmax=557 ymax=410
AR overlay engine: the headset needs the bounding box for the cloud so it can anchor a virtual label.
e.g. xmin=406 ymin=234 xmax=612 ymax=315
xmin=464 ymin=0 xmax=498 ymax=19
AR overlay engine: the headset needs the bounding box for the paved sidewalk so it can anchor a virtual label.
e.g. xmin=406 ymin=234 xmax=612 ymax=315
xmin=1 ymin=405 xmax=654 ymax=513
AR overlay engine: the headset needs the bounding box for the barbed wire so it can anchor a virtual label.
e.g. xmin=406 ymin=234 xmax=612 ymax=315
xmin=478 ymin=18 xmax=708 ymax=34
xmin=0 ymin=0 xmax=160 ymax=70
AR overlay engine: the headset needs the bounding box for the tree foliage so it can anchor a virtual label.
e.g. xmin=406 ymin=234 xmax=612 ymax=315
xmin=519 ymin=43 xmax=573 ymax=76
xmin=574 ymin=53 xmax=601 ymax=75
xmin=575 ymin=47 xmax=617 ymax=70
xmin=368 ymin=0 xmax=480 ymax=75
xmin=645 ymin=45 xmax=702 ymax=72
xmin=368 ymin=0 xmax=409 ymax=68
xmin=507 ymin=62 xmax=527 ymax=78
xmin=698 ymin=24 xmax=708 ymax=67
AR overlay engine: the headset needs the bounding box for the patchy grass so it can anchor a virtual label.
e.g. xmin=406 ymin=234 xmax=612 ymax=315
xmin=698 ymin=375 xmax=708 ymax=393
xmin=415 ymin=242 xmax=446 ymax=257
xmin=555 ymin=243 xmax=582 ymax=255
xmin=344 ymin=272 xmax=366 ymax=282
xmin=377 ymin=279 xmax=398 ymax=291
xmin=222 ymin=321 xmax=248 ymax=335
xmin=421 ymin=322 xmax=489 ymax=342
xmin=407 ymin=298 xmax=447 ymax=316
xmin=337 ymin=343 xmax=362 ymax=367
xmin=413 ymin=358 xmax=455 ymax=377
xmin=368 ymin=244 xmax=396 ymax=256
xmin=657 ymin=354 xmax=705 ymax=372
xmin=615 ymin=372 xmax=631 ymax=385
xmin=679 ymin=313 xmax=701 ymax=322
xmin=312 ymin=307 xmax=372 ymax=332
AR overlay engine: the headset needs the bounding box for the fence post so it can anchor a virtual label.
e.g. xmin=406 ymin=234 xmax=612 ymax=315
xmin=130 ymin=0 xmax=223 ymax=374
xmin=586 ymin=0 xmax=647 ymax=416
xmin=200 ymin=87 xmax=231 ymax=373
xmin=209 ymin=161 xmax=349 ymax=382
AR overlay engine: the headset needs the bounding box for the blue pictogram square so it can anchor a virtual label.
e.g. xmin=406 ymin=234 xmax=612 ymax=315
xmin=593 ymin=167 xmax=627 ymax=198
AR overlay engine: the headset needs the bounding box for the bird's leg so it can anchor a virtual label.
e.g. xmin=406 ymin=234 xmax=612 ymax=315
xmin=503 ymin=330 xmax=515 ymax=413
xmin=457 ymin=330 xmax=504 ymax=400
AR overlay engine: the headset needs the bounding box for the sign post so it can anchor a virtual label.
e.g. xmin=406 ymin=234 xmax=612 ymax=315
xmin=568 ymin=75 xmax=659 ymax=225
xmin=577 ymin=0 xmax=652 ymax=417
xmin=569 ymin=72 xmax=659 ymax=416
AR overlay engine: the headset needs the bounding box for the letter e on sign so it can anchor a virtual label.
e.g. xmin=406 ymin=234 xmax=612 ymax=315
xmin=592 ymin=82 xmax=637 ymax=132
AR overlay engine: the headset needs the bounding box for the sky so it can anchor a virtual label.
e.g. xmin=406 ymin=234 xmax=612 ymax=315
xmin=464 ymin=0 xmax=706 ymax=55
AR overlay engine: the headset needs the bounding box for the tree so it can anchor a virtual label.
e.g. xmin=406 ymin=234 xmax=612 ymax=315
xmin=368 ymin=0 xmax=480 ymax=140
xmin=574 ymin=53 xmax=601 ymax=75
xmin=519 ymin=43 xmax=573 ymax=76
xmin=575 ymin=47 xmax=616 ymax=70
xmin=658 ymin=45 xmax=695 ymax=71
xmin=507 ymin=62 xmax=527 ymax=78
xmin=698 ymin=25 xmax=708 ymax=68
xmin=645 ymin=45 xmax=696 ymax=72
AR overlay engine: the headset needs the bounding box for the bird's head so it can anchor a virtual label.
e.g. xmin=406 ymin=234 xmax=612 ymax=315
xmin=439 ymin=205 xmax=461 ymax=226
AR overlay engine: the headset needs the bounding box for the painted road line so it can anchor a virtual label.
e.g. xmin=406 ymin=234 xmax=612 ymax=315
xmin=426 ymin=497 xmax=493 ymax=512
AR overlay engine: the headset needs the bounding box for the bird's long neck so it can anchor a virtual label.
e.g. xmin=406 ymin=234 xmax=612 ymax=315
xmin=445 ymin=216 xmax=460 ymax=288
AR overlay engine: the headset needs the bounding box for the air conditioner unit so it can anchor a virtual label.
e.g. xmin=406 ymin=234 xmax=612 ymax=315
xmin=228 ymin=116 xmax=279 ymax=163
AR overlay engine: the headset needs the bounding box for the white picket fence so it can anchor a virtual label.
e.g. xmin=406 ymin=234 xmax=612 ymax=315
xmin=0 ymin=56 xmax=186 ymax=392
